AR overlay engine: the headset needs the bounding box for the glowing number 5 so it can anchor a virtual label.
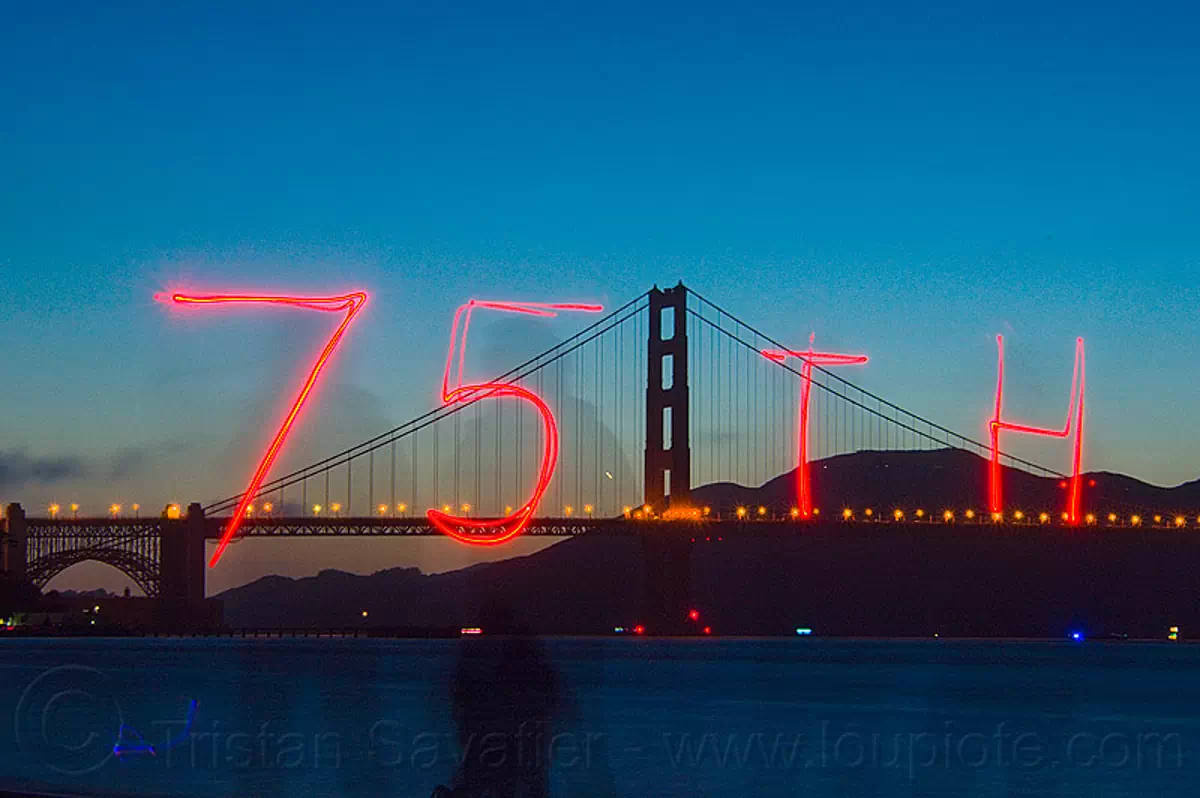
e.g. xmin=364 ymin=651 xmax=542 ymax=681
xmin=428 ymin=300 xmax=602 ymax=544
xmin=157 ymin=291 xmax=369 ymax=566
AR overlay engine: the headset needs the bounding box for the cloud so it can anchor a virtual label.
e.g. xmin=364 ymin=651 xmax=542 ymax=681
xmin=0 ymin=450 xmax=87 ymax=490
xmin=105 ymin=441 xmax=191 ymax=480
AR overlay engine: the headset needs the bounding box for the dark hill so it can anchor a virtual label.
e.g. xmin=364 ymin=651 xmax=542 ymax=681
xmin=216 ymin=450 xmax=1200 ymax=637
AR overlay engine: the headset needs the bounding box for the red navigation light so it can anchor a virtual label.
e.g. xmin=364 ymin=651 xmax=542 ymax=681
xmin=427 ymin=299 xmax=602 ymax=545
xmin=988 ymin=336 xmax=1086 ymax=525
xmin=688 ymin=609 xmax=700 ymax=622
xmin=633 ymin=624 xmax=645 ymax=635
xmin=762 ymin=334 xmax=868 ymax=520
xmin=703 ymin=626 xmax=712 ymax=635
xmin=160 ymin=291 xmax=369 ymax=567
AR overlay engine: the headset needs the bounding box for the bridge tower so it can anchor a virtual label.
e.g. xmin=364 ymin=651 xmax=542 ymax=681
xmin=158 ymin=502 xmax=208 ymax=629
xmin=642 ymin=284 xmax=695 ymax=634
xmin=2 ymin=503 xmax=27 ymax=583
xmin=644 ymin=283 xmax=691 ymax=509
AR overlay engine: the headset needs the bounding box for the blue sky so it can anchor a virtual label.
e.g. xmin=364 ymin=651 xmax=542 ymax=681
xmin=3 ymin=1 xmax=1198 ymax=590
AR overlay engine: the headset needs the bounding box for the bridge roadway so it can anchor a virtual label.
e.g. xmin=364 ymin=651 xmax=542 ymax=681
xmin=22 ymin=515 xmax=1090 ymax=539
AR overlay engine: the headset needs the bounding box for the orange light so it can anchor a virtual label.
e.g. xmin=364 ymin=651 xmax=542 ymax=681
xmin=262 ymin=502 xmax=273 ymax=513
xmin=864 ymin=508 xmax=874 ymax=517
xmin=166 ymin=504 xmax=182 ymax=520
xmin=1013 ymin=510 xmax=1024 ymax=521
xmin=1086 ymin=513 xmax=1097 ymax=525
xmin=915 ymin=509 xmax=925 ymax=518
xmin=736 ymin=506 xmax=748 ymax=519
xmin=378 ymin=504 xmax=389 ymax=516
xmin=943 ymin=510 xmax=954 ymax=522
xmin=842 ymin=508 xmax=853 ymax=520
xmin=965 ymin=509 xmax=976 ymax=520
xmin=1131 ymin=515 xmax=1142 ymax=526
xmin=703 ymin=506 xmax=711 ymax=516
xmin=331 ymin=502 xmax=342 ymax=515
xmin=893 ymin=509 xmax=904 ymax=521
xmin=757 ymin=506 xmax=767 ymax=517
xmin=1108 ymin=513 xmax=1117 ymax=523
xmin=313 ymin=504 xmax=322 ymax=515
xmin=1176 ymin=516 xmax=1186 ymax=528
xmin=790 ymin=507 xmax=800 ymax=519
xmin=564 ymin=505 xmax=574 ymax=516
xmin=1039 ymin=512 xmax=1049 ymax=523
xmin=991 ymin=512 xmax=1003 ymax=522
xmin=48 ymin=504 xmax=60 ymax=518
xmin=1154 ymin=515 xmax=1163 ymax=524
xmin=109 ymin=504 xmax=121 ymax=517
xmin=162 ymin=290 xmax=369 ymax=567
xmin=584 ymin=504 xmax=593 ymax=515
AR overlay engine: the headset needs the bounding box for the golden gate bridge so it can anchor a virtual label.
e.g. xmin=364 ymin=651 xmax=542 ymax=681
xmin=2 ymin=283 xmax=1180 ymax=631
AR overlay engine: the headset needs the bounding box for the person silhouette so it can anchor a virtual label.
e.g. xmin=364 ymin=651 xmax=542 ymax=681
xmin=432 ymin=603 xmax=562 ymax=798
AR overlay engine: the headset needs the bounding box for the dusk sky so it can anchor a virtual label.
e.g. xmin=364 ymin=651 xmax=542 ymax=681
xmin=3 ymin=1 xmax=1198 ymax=593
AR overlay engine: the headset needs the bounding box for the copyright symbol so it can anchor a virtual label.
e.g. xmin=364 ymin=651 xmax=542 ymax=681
xmin=14 ymin=665 xmax=124 ymax=775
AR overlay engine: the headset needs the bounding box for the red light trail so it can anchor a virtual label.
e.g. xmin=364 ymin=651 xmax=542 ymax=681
xmin=157 ymin=291 xmax=369 ymax=566
xmin=762 ymin=335 xmax=868 ymax=519
xmin=988 ymin=336 xmax=1086 ymax=525
xmin=428 ymin=299 xmax=603 ymax=544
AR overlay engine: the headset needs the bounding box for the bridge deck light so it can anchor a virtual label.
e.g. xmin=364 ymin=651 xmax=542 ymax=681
xmin=131 ymin=503 xmax=140 ymax=517
xmin=864 ymin=508 xmax=874 ymax=518
xmin=1108 ymin=513 xmax=1117 ymax=523
xmin=1038 ymin=512 xmax=1049 ymax=523
xmin=703 ymin=506 xmax=711 ymax=516
xmin=584 ymin=504 xmax=593 ymax=515
xmin=623 ymin=506 xmax=632 ymax=517
xmin=1131 ymin=515 xmax=1142 ymax=526
xmin=48 ymin=504 xmax=60 ymax=518
xmin=262 ymin=502 xmax=273 ymax=514
xmin=757 ymin=506 xmax=767 ymax=517
xmin=1176 ymin=516 xmax=1186 ymax=528
xmin=70 ymin=503 xmax=79 ymax=518
xmin=313 ymin=504 xmax=322 ymax=515
xmin=790 ymin=507 xmax=800 ymax=519
xmin=813 ymin=508 xmax=820 ymax=516
xmin=1154 ymin=515 xmax=1163 ymax=524
xmin=1013 ymin=510 xmax=1024 ymax=521
xmin=943 ymin=510 xmax=954 ymax=522
xmin=397 ymin=503 xmax=407 ymax=514
xmin=442 ymin=504 xmax=451 ymax=513
xmin=991 ymin=512 xmax=1003 ymax=523
xmin=246 ymin=504 xmax=255 ymax=516
xmin=965 ymin=509 xmax=976 ymax=520
xmin=331 ymin=503 xmax=342 ymax=516
xmin=915 ymin=509 xmax=925 ymax=519
xmin=736 ymin=506 xmax=748 ymax=519
xmin=109 ymin=504 xmax=121 ymax=518
xmin=893 ymin=509 xmax=904 ymax=521
xmin=1086 ymin=513 xmax=1097 ymax=525
xmin=378 ymin=504 xmax=389 ymax=516
xmin=564 ymin=505 xmax=574 ymax=517
xmin=842 ymin=508 xmax=853 ymax=520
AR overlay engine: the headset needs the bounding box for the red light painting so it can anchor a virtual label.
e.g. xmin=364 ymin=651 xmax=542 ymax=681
xmin=988 ymin=336 xmax=1086 ymax=525
xmin=157 ymin=291 xmax=369 ymax=566
xmin=428 ymin=299 xmax=603 ymax=545
xmin=762 ymin=335 xmax=868 ymax=520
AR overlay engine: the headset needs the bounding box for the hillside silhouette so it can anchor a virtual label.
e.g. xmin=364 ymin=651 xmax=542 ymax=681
xmin=217 ymin=449 xmax=1200 ymax=636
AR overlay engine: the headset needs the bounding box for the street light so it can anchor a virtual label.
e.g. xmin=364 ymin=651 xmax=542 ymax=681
xmin=132 ymin=503 xmax=140 ymax=518
xmin=109 ymin=504 xmax=121 ymax=518
xmin=48 ymin=504 xmax=60 ymax=519
xmin=70 ymin=503 xmax=79 ymax=519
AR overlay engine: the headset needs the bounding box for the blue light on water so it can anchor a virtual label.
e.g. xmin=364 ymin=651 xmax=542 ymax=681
xmin=1070 ymin=631 xmax=1084 ymax=642
xmin=795 ymin=628 xmax=813 ymax=636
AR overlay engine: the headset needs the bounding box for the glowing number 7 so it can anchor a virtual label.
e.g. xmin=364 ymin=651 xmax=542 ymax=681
xmin=428 ymin=299 xmax=603 ymax=544
xmin=157 ymin=291 xmax=369 ymax=565
xmin=989 ymin=335 xmax=1085 ymax=524
xmin=762 ymin=334 xmax=868 ymax=520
